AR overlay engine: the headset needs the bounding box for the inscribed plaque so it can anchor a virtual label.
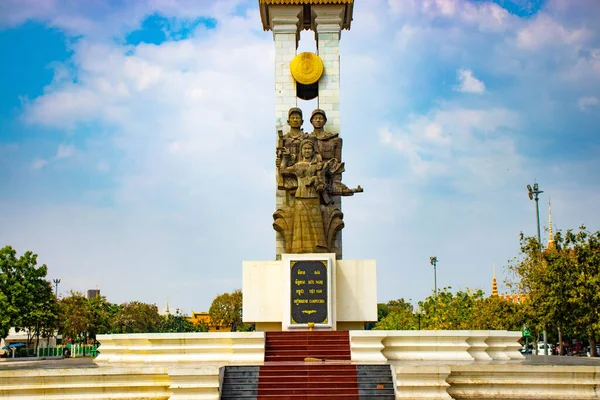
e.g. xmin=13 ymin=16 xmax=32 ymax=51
xmin=290 ymin=260 xmax=328 ymax=324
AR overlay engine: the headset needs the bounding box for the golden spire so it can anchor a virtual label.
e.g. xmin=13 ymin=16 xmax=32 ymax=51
xmin=492 ymin=264 xmax=498 ymax=297
xmin=548 ymin=199 xmax=555 ymax=249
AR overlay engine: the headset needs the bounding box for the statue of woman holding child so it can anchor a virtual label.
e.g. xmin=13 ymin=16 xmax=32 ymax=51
xmin=273 ymin=107 xmax=362 ymax=255
xmin=277 ymin=139 xmax=328 ymax=253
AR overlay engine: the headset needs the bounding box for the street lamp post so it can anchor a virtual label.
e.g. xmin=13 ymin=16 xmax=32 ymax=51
xmin=52 ymin=279 xmax=61 ymax=298
xmin=526 ymin=182 xmax=548 ymax=355
xmin=429 ymin=256 xmax=438 ymax=297
xmin=175 ymin=309 xmax=182 ymax=332
xmin=526 ymin=183 xmax=544 ymax=250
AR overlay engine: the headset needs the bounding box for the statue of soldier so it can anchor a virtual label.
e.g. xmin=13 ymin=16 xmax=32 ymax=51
xmin=308 ymin=109 xmax=342 ymax=162
xmin=276 ymin=107 xmax=309 ymax=192
xmin=307 ymin=109 xmax=362 ymax=202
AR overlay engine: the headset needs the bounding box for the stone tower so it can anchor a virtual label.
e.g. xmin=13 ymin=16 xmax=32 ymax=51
xmin=259 ymin=0 xmax=355 ymax=260
xmin=244 ymin=1 xmax=375 ymax=332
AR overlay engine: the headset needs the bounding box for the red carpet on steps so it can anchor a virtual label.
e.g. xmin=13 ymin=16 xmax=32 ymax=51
xmin=257 ymin=331 xmax=358 ymax=399
xmin=264 ymin=331 xmax=351 ymax=362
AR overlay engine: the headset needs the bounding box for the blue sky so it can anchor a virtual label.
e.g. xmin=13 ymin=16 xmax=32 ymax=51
xmin=1 ymin=0 xmax=599 ymax=314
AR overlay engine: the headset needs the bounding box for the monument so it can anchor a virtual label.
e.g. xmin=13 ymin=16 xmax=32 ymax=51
xmin=273 ymin=108 xmax=362 ymax=255
xmin=243 ymin=0 xmax=377 ymax=332
xmin=2 ymin=2 xmax=599 ymax=400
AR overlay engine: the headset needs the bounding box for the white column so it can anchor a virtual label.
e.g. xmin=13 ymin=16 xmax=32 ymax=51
xmin=270 ymin=6 xmax=301 ymax=259
xmin=271 ymin=6 xmax=301 ymax=129
xmin=313 ymin=5 xmax=343 ymax=134
xmin=313 ymin=5 xmax=344 ymax=258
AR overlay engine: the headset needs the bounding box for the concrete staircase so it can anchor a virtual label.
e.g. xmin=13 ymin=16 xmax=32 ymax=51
xmin=220 ymin=364 xmax=395 ymax=400
xmin=220 ymin=332 xmax=395 ymax=399
xmin=357 ymin=365 xmax=395 ymax=399
xmin=220 ymin=366 xmax=259 ymax=399
xmin=258 ymin=363 xmax=359 ymax=399
xmin=265 ymin=331 xmax=351 ymax=362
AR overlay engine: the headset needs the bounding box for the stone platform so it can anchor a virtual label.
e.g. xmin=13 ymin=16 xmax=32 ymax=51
xmin=0 ymin=331 xmax=599 ymax=399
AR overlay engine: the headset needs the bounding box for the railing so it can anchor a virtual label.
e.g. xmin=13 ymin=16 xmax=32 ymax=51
xmin=349 ymin=330 xmax=524 ymax=363
xmin=72 ymin=344 xmax=99 ymax=357
xmin=95 ymin=332 xmax=265 ymax=364
xmin=36 ymin=347 xmax=63 ymax=357
xmin=37 ymin=345 xmax=98 ymax=358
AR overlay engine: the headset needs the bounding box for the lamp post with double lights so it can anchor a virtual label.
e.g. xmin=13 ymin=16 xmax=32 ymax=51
xmin=175 ymin=309 xmax=183 ymax=332
xmin=526 ymin=182 xmax=548 ymax=355
xmin=526 ymin=183 xmax=544 ymax=250
xmin=52 ymin=279 xmax=61 ymax=298
xmin=429 ymin=256 xmax=438 ymax=297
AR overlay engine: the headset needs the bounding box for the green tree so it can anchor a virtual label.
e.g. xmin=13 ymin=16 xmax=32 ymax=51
xmin=158 ymin=313 xmax=209 ymax=333
xmin=372 ymin=293 xmax=524 ymax=332
xmin=365 ymin=303 xmax=390 ymax=330
xmin=507 ymin=234 xmax=557 ymax=344
xmin=209 ymin=289 xmax=243 ymax=332
xmin=374 ymin=299 xmax=417 ymax=330
xmin=0 ymin=289 xmax=10 ymax=340
xmin=87 ymin=295 xmax=120 ymax=340
xmin=196 ymin=320 xmax=210 ymax=332
xmin=112 ymin=301 xmax=162 ymax=333
xmin=508 ymin=228 xmax=600 ymax=356
xmin=0 ymin=246 xmax=59 ymax=349
xmin=58 ymin=292 xmax=120 ymax=342
xmin=59 ymin=291 xmax=93 ymax=342
xmin=469 ymin=295 xmax=524 ymax=331
xmin=419 ymin=287 xmax=484 ymax=330
xmin=236 ymin=322 xmax=255 ymax=332
xmin=23 ymin=280 xmax=59 ymax=350
xmin=564 ymin=228 xmax=600 ymax=356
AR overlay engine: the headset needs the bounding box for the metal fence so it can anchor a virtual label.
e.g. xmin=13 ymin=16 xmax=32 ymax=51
xmin=37 ymin=344 xmax=98 ymax=358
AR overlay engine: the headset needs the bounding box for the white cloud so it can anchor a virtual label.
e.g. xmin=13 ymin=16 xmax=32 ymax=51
xmin=3 ymin=0 xmax=600 ymax=312
xmin=22 ymin=16 xmax=274 ymax=179
xmin=394 ymin=25 xmax=418 ymax=49
xmin=388 ymin=0 xmax=510 ymax=32
xmin=10 ymin=5 xmax=278 ymax=310
xmin=30 ymin=158 xmax=48 ymax=170
xmin=423 ymin=123 xmax=446 ymax=143
xmin=96 ymin=161 xmax=110 ymax=172
xmin=55 ymin=144 xmax=75 ymax=159
xmin=578 ymin=96 xmax=599 ymax=111
xmin=387 ymin=0 xmax=419 ymax=15
xmin=469 ymin=2 xmax=510 ymax=32
xmin=454 ymin=68 xmax=486 ymax=94
xmin=0 ymin=0 xmax=246 ymax=39
xmin=423 ymin=0 xmax=459 ymax=17
xmin=379 ymin=107 xmax=520 ymax=187
xmin=379 ymin=126 xmax=432 ymax=177
xmin=516 ymin=14 xmax=590 ymax=50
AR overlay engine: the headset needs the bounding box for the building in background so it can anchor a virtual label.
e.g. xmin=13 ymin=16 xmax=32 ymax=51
xmin=1 ymin=328 xmax=61 ymax=351
xmin=490 ymin=201 xmax=556 ymax=304
xmin=188 ymin=311 xmax=231 ymax=332
xmin=491 ymin=271 xmax=528 ymax=304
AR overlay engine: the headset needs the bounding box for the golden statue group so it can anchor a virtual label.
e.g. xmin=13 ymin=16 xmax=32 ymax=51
xmin=273 ymin=107 xmax=363 ymax=255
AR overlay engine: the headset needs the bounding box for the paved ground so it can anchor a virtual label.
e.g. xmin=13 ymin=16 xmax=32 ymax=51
xmin=0 ymin=355 xmax=599 ymax=371
xmin=0 ymin=357 xmax=96 ymax=370
xmin=526 ymin=355 xmax=600 ymax=366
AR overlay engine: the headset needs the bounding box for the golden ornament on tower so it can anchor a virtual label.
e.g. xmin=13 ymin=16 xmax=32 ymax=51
xmin=290 ymin=52 xmax=324 ymax=85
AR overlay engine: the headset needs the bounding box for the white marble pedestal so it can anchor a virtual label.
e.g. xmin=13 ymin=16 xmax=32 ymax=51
xmin=242 ymin=253 xmax=377 ymax=331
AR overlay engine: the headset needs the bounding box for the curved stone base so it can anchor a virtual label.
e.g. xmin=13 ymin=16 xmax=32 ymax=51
xmin=1 ymin=331 xmax=599 ymax=400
